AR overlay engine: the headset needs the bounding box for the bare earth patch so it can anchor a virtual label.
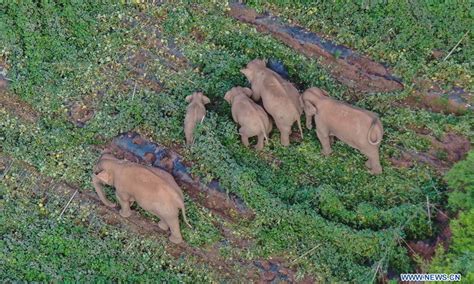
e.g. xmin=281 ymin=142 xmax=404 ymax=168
xmin=401 ymin=79 xmax=473 ymax=115
xmin=0 ymin=90 xmax=40 ymax=123
xmin=229 ymin=2 xmax=403 ymax=93
xmin=105 ymin=131 xmax=255 ymax=222
xmin=392 ymin=132 xmax=470 ymax=174
xmin=67 ymin=93 xmax=100 ymax=127
xmin=1 ymin=153 xmax=307 ymax=283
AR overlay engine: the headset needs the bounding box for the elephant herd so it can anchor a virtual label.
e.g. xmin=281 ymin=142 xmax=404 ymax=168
xmin=92 ymin=59 xmax=384 ymax=244
xmin=186 ymin=59 xmax=384 ymax=175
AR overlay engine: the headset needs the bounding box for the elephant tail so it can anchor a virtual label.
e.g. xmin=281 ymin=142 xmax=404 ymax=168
xmin=367 ymin=118 xmax=383 ymax=145
xmin=258 ymin=116 xmax=268 ymax=142
xmin=92 ymin=174 xmax=117 ymax=208
xmin=181 ymin=204 xmax=193 ymax=229
xmin=253 ymin=103 xmax=269 ymax=143
xmin=296 ymin=115 xmax=304 ymax=139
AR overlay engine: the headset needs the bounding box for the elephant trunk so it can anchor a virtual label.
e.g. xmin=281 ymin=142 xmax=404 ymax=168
xmin=92 ymin=158 xmax=117 ymax=208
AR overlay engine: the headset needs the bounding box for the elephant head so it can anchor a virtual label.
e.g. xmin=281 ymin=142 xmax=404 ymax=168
xmin=224 ymin=87 xmax=253 ymax=104
xmin=185 ymin=91 xmax=210 ymax=105
xmin=302 ymin=87 xmax=329 ymax=129
xmin=240 ymin=59 xmax=266 ymax=83
xmin=93 ymin=157 xmax=118 ymax=186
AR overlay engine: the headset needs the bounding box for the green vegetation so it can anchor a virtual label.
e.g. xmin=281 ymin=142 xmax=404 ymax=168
xmin=0 ymin=1 xmax=472 ymax=282
xmin=429 ymin=151 xmax=474 ymax=282
xmin=0 ymin=161 xmax=213 ymax=282
xmin=247 ymin=0 xmax=473 ymax=89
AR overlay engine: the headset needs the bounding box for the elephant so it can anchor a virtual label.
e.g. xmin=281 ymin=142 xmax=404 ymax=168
xmin=240 ymin=59 xmax=303 ymax=146
xmin=224 ymin=86 xmax=272 ymax=150
xmin=184 ymin=92 xmax=210 ymax=145
xmin=302 ymin=87 xmax=384 ymax=174
xmin=92 ymin=154 xmax=192 ymax=243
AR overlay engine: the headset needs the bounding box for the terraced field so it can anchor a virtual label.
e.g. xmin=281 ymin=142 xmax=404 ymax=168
xmin=1 ymin=1 xmax=472 ymax=282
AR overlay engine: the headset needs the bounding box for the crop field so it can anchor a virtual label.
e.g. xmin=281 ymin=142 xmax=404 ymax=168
xmin=1 ymin=1 xmax=473 ymax=283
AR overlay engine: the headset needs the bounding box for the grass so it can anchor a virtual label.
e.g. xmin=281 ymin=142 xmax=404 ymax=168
xmin=246 ymin=0 xmax=473 ymax=90
xmin=429 ymin=151 xmax=474 ymax=281
xmin=0 ymin=158 xmax=214 ymax=282
xmin=0 ymin=1 xmax=473 ymax=282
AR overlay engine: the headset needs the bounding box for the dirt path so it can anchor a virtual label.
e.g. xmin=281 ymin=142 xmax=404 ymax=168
xmin=0 ymin=153 xmax=307 ymax=283
xmin=106 ymin=132 xmax=255 ymax=222
xmin=229 ymin=2 xmax=403 ymax=93
xmin=229 ymin=2 xmax=472 ymax=115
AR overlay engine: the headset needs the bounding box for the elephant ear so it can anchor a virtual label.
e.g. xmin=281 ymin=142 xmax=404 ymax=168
xmin=253 ymin=59 xmax=266 ymax=68
xmin=242 ymin=87 xmax=253 ymax=97
xmin=224 ymin=91 xmax=233 ymax=103
xmin=185 ymin=95 xmax=193 ymax=103
xmin=201 ymin=95 xmax=211 ymax=104
xmin=240 ymin=68 xmax=252 ymax=79
xmin=305 ymin=100 xmax=318 ymax=115
xmin=96 ymin=171 xmax=113 ymax=185
xmin=298 ymin=95 xmax=304 ymax=109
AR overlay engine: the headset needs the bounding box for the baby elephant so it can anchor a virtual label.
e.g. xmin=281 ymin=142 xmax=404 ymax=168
xmin=302 ymin=87 xmax=384 ymax=174
xmin=184 ymin=92 xmax=210 ymax=145
xmin=92 ymin=154 xmax=191 ymax=244
xmin=224 ymin=86 xmax=272 ymax=150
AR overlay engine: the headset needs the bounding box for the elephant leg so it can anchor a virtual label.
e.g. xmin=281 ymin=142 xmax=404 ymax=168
xmin=316 ymin=129 xmax=332 ymax=156
xmin=305 ymin=113 xmax=313 ymax=130
xmin=279 ymin=125 xmax=291 ymax=146
xmin=274 ymin=119 xmax=291 ymax=146
xmin=280 ymin=130 xmax=290 ymax=146
xmin=239 ymin=127 xmax=250 ymax=147
xmin=158 ymin=220 xmax=169 ymax=231
xmin=184 ymin=125 xmax=193 ymax=145
xmin=363 ymin=147 xmax=382 ymax=175
xmin=266 ymin=120 xmax=272 ymax=135
xmin=117 ymin=195 xmax=132 ymax=218
xmin=256 ymin=134 xmax=264 ymax=150
xmin=241 ymin=135 xmax=249 ymax=147
xmin=166 ymin=215 xmax=183 ymax=244
xmin=365 ymin=160 xmax=372 ymax=169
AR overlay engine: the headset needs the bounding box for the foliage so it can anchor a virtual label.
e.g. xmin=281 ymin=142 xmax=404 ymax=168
xmin=429 ymin=151 xmax=474 ymax=281
xmin=246 ymin=0 xmax=473 ymax=89
xmin=445 ymin=151 xmax=474 ymax=211
xmin=0 ymin=160 xmax=212 ymax=282
xmin=0 ymin=0 xmax=472 ymax=282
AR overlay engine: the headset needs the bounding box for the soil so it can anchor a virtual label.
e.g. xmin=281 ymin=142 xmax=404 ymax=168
xmin=67 ymin=92 xmax=100 ymax=127
xmin=106 ymin=131 xmax=255 ymax=222
xmin=255 ymin=259 xmax=295 ymax=283
xmin=228 ymin=2 xmax=404 ymax=93
xmin=406 ymin=210 xmax=452 ymax=262
xmin=391 ymin=132 xmax=470 ymax=174
xmin=0 ymin=89 xmax=40 ymax=123
xmin=0 ymin=78 xmax=7 ymax=90
xmin=389 ymin=152 xmax=415 ymax=169
xmin=0 ymin=56 xmax=40 ymax=123
xmin=1 ymin=154 xmax=306 ymax=282
xmin=0 ymin=56 xmax=10 ymax=90
xmin=126 ymin=50 xmax=163 ymax=93
xmin=401 ymin=79 xmax=472 ymax=115
xmin=228 ymin=3 xmax=473 ymax=116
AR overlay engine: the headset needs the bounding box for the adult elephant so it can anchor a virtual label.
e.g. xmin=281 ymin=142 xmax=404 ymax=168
xmin=241 ymin=59 xmax=303 ymax=146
